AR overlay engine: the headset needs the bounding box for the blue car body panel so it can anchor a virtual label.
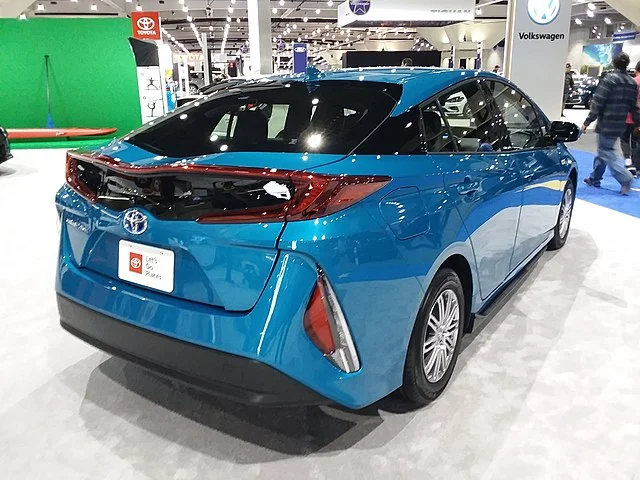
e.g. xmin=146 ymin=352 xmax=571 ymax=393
xmin=55 ymin=68 xmax=577 ymax=408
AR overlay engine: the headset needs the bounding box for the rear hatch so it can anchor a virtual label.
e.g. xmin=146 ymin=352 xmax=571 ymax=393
xmin=61 ymin=79 xmax=399 ymax=311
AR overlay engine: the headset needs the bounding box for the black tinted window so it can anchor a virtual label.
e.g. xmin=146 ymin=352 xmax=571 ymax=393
xmin=438 ymin=80 xmax=507 ymax=153
xmin=128 ymin=81 xmax=400 ymax=156
xmin=485 ymin=81 xmax=545 ymax=150
xmin=355 ymin=106 xmax=423 ymax=154
xmin=421 ymin=103 xmax=455 ymax=152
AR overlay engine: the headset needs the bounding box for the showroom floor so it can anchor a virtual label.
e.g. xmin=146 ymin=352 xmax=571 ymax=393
xmin=2 ymin=139 xmax=640 ymax=480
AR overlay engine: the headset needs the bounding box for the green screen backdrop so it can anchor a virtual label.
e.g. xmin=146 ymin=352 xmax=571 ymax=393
xmin=0 ymin=18 xmax=142 ymax=135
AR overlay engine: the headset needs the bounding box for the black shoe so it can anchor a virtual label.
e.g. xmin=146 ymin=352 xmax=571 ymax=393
xmin=584 ymin=177 xmax=601 ymax=188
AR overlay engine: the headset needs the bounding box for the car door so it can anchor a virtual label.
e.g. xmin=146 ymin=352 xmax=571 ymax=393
xmin=433 ymin=79 xmax=523 ymax=300
xmin=484 ymin=80 xmax=566 ymax=270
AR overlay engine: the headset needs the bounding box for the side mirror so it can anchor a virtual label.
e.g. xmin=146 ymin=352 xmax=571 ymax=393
xmin=550 ymin=121 xmax=580 ymax=143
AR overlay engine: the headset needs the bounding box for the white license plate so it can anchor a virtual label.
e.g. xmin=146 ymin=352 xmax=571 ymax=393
xmin=118 ymin=240 xmax=174 ymax=293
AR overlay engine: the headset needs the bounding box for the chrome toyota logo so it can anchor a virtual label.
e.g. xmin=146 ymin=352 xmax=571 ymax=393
xmin=528 ymin=0 xmax=560 ymax=25
xmin=123 ymin=209 xmax=148 ymax=235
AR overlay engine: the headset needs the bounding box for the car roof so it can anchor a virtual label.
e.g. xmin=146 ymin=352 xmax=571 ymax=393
xmin=268 ymin=67 xmax=500 ymax=116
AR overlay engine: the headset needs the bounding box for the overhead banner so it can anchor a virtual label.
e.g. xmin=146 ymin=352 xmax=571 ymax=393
xmin=131 ymin=11 xmax=161 ymax=41
xmin=338 ymin=0 xmax=474 ymax=27
xmin=504 ymin=0 xmax=571 ymax=119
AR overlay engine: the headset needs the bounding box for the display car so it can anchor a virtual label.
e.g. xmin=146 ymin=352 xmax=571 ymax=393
xmin=55 ymin=68 xmax=579 ymax=409
xmin=566 ymin=76 xmax=598 ymax=108
xmin=0 ymin=125 xmax=12 ymax=164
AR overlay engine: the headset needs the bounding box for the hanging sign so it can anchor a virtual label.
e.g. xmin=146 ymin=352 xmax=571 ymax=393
xmin=131 ymin=11 xmax=161 ymax=41
xmin=612 ymin=31 xmax=637 ymax=43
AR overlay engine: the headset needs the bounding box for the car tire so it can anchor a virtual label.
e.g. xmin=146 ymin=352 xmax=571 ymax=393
xmin=548 ymin=179 xmax=575 ymax=251
xmin=401 ymin=268 xmax=465 ymax=406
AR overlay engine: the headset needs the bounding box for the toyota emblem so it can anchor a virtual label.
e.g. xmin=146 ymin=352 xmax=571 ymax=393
xmin=136 ymin=16 xmax=156 ymax=31
xmin=123 ymin=209 xmax=148 ymax=235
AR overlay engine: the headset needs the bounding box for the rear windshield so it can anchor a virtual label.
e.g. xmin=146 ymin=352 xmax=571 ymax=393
xmin=128 ymin=80 xmax=401 ymax=157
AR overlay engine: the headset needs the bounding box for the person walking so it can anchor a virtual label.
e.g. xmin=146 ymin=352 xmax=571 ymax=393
xmin=583 ymin=53 xmax=640 ymax=195
xmin=562 ymin=63 xmax=574 ymax=117
xmin=620 ymin=60 xmax=640 ymax=176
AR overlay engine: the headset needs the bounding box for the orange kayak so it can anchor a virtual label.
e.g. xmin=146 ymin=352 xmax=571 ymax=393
xmin=8 ymin=128 xmax=117 ymax=140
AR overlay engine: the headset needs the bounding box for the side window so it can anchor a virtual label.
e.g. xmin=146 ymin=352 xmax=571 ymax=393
xmin=420 ymin=102 xmax=455 ymax=152
xmin=355 ymin=106 xmax=423 ymax=155
xmin=438 ymin=80 xmax=506 ymax=153
xmin=486 ymin=81 xmax=545 ymax=150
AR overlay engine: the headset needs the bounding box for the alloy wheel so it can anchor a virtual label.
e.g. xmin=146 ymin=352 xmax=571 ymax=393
xmin=559 ymin=187 xmax=573 ymax=239
xmin=423 ymin=289 xmax=460 ymax=383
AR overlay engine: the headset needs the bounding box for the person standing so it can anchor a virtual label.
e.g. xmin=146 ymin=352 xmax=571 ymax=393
xmin=583 ymin=53 xmax=640 ymax=195
xmin=492 ymin=65 xmax=500 ymax=74
xmin=620 ymin=60 xmax=640 ymax=176
xmin=562 ymin=63 xmax=574 ymax=117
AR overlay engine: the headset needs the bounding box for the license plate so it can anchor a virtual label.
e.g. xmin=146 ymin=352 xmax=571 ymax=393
xmin=118 ymin=240 xmax=174 ymax=293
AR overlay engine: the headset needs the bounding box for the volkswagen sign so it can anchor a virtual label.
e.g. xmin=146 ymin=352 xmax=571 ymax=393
xmin=527 ymin=0 xmax=560 ymax=25
xmin=123 ymin=209 xmax=148 ymax=235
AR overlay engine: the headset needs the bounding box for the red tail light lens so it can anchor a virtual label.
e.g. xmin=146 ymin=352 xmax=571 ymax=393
xmin=304 ymin=279 xmax=336 ymax=355
xmin=303 ymin=273 xmax=361 ymax=373
xmin=65 ymin=151 xmax=389 ymax=223
xmin=65 ymin=153 xmax=98 ymax=203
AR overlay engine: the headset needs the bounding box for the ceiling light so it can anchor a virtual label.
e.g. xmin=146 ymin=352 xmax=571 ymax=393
xmin=476 ymin=8 xmax=482 ymax=15
xmin=231 ymin=0 xmax=236 ymax=3
xmin=272 ymin=7 xmax=277 ymax=14
xmin=227 ymin=16 xmax=231 ymax=22
xmin=19 ymin=12 xmax=27 ymax=20
xmin=605 ymin=17 xmax=611 ymax=24
xmin=228 ymin=6 xmax=233 ymax=13
xmin=236 ymin=17 xmax=241 ymax=23
xmin=90 ymin=3 xmax=97 ymax=10
xmin=327 ymin=0 xmax=334 ymax=6
xmin=279 ymin=0 xmax=285 ymax=5
xmin=36 ymin=3 xmax=44 ymax=11
xmin=587 ymin=2 xmax=596 ymax=10
xmin=620 ymin=24 xmax=625 ymax=30
xmin=575 ymin=18 xmax=582 ymax=25
xmin=293 ymin=24 xmax=297 ymax=29
xmin=316 ymin=8 xmax=321 ymax=14
xmin=186 ymin=15 xmax=192 ymax=22
xmin=586 ymin=9 xmax=594 ymax=17
xmin=182 ymin=6 xmax=188 ymax=12
xmin=303 ymin=17 xmax=308 ymax=22
xmin=178 ymin=0 xmax=184 ymax=4
xmin=209 ymin=25 xmax=214 ymax=31
xmin=136 ymin=4 xmax=142 ymax=11
xmin=325 ymin=24 xmax=330 ymax=29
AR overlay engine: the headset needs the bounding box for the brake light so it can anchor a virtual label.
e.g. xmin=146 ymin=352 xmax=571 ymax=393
xmin=65 ymin=150 xmax=389 ymax=223
xmin=303 ymin=272 xmax=360 ymax=373
xmin=65 ymin=153 xmax=98 ymax=203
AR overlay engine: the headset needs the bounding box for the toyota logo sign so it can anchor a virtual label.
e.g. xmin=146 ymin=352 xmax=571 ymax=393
xmin=136 ymin=16 xmax=155 ymax=31
xmin=527 ymin=0 xmax=560 ymax=25
xmin=131 ymin=11 xmax=161 ymax=40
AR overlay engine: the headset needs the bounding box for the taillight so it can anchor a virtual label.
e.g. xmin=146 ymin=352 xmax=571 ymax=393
xmin=304 ymin=272 xmax=360 ymax=373
xmin=285 ymin=173 xmax=389 ymax=222
xmin=65 ymin=150 xmax=389 ymax=223
xmin=198 ymin=172 xmax=389 ymax=223
xmin=65 ymin=153 xmax=98 ymax=203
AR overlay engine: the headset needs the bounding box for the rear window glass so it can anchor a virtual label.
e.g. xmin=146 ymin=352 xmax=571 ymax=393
xmin=128 ymin=81 xmax=401 ymax=157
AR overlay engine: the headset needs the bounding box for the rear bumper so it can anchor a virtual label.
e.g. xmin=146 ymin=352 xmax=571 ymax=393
xmin=58 ymin=294 xmax=328 ymax=407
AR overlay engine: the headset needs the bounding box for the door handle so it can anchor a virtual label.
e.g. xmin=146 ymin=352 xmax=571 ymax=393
xmin=458 ymin=177 xmax=478 ymax=196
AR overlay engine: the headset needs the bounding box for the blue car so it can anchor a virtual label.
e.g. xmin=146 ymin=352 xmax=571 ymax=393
xmin=56 ymin=68 xmax=579 ymax=409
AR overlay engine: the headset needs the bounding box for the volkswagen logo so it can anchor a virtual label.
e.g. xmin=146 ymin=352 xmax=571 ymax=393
xmin=136 ymin=16 xmax=156 ymax=31
xmin=123 ymin=209 xmax=148 ymax=235
xmin=527 ymin=0 xmax=560 ymax=25
xmin=349 ymin=0 xmax=371 ymax=16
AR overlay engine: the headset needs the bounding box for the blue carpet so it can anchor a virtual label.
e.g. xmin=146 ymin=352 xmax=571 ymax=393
xmin=570 ymin=149 xmax=640 ymax=219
